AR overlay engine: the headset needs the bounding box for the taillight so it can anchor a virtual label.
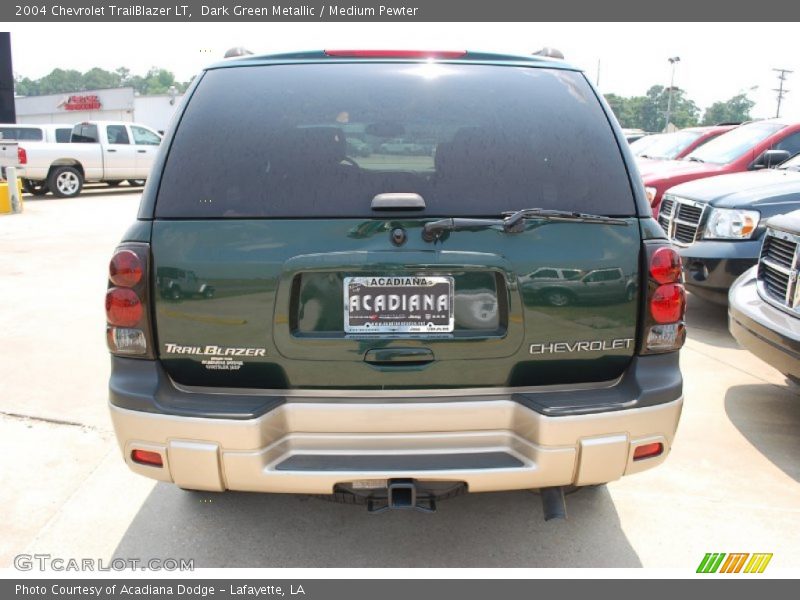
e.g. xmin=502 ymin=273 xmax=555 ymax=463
xmin=109 ymin=250 xmax=142 ymax=287
xmin=106 ymin=243 xmax=153 ymax=358
xmin=650 ymin=283 xmax=685 ymax=323
xmin=17 ymin=146 xmax=27 ymax=165
xmin=649 ymin=246 xmax=682 ymax=284
xmin=641 ymin=243 xmax=686 ymax=354
xmin=105 ymin=288 xmax=142 ymax=327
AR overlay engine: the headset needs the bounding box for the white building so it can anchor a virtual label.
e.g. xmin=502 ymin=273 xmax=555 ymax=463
xmin=15 ymin=87 xmax=184 ymax=133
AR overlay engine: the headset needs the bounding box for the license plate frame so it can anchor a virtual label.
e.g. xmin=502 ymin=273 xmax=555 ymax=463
xmin=344 ymin=276 xmax=455 ymax=334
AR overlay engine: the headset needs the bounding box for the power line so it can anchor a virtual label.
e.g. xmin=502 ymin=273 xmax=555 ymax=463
xmin=773 ymin=68 xmax=792 ymax=118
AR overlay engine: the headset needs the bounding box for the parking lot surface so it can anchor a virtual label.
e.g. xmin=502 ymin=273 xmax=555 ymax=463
xmin=1 ymin=191 xmax=799 ymax=569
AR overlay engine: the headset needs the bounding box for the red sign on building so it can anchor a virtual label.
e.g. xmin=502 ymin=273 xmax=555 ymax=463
xmin=63 ymin=95 xmax=101 ymax=111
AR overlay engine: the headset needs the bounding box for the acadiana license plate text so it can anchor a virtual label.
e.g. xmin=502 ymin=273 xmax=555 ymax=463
xmin=344 ymin=276 xmax=454 ymax=333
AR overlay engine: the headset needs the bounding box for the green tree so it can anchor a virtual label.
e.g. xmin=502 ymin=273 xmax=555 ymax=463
xmin=604 ymin=85 xmax=700 ymax=131
xmin=14 ymin=75 xmax=37 ymax=96
xmin=604 ymin=93 xmax=632 ymax=126
xmin=642 ymin=85 xmax=700 ymax=131
xmin=35 ymin=68 xmax=84 ymax=95
xmin=82 ymin=67 xmax=122 ymax=90
xmin=13 ymin=66 xmax=191 ymax=97
xmin=701 ymin=93 xmax=755 ymax=125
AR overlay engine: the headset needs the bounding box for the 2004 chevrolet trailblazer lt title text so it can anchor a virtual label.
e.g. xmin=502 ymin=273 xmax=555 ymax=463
xmin=106 ymin=49 xmax=686 ymax=520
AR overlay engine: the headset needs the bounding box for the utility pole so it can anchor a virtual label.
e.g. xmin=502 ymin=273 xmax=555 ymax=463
xmin=664 ymin=57 xmax=680 ymax=132
xmin=773 ymin=68 xmax=792 ymax=118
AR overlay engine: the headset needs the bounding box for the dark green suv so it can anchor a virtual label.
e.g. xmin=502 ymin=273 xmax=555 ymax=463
xmin=105 ymin=50 xmax=686 ymax=518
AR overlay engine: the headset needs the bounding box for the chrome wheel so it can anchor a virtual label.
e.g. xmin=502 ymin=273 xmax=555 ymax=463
xmin=56 ymin=171 xmax=80 ymax=195
xmin=546 ymin=291 xmax=571 ymax=307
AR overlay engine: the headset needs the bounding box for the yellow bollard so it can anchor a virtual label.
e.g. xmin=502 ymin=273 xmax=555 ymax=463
xmin=0 ymin=177 xmax=24 ymax=214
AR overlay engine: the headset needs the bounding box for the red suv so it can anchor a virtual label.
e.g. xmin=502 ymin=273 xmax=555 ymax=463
xmin=640 ymin=119 xmax=800 ymax=214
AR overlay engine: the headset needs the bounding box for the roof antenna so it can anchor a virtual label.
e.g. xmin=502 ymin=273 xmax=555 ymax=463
xmin=533 ymin=47 xmax=564 ymax=60
xmin=224 ymin=47 xmax=254 ymax=58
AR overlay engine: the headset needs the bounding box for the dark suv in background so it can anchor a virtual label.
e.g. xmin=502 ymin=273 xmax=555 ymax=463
xmin=658 ymin=152 xmax=800 ymax=304
xmin=105 ymin=50 xmax=686 ymax=518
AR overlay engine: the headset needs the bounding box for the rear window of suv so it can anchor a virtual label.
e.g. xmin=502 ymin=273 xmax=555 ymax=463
xmin=156 ymin=62 xmax=635 ymax=218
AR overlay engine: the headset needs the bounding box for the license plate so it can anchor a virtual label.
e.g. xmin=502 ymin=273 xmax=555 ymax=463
xmin=344 ymin=276 xmax=454 ymax=334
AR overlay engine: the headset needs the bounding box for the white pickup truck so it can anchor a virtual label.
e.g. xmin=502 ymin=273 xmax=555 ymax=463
xmin=17 ymin=121 xmax=162 ymax=198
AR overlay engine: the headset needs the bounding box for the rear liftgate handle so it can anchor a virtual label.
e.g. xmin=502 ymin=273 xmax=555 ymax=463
xmin=363 ymin=348 xmax=434 ymax=366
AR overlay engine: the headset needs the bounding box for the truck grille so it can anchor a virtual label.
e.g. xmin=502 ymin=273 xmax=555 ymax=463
xmin=658 ymin=196 xmax=705 ymax=245
xmin=757 ymin=229 xmax=799 ymax=307
xmin=657 ymin=197 xmax=673 ymax=232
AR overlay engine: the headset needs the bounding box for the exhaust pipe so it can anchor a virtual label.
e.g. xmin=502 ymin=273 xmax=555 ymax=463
xmin=540 ymin=486 xmax=567 ymax=521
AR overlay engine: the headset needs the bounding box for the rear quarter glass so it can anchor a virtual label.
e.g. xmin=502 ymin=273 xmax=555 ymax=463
xmin=154 ymin=63 xmax=635 ymax=218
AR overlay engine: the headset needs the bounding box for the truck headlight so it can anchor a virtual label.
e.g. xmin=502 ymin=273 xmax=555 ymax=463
xmin=645 ymin=186 xmax=657 ymax=204
xmin=702 ymin=208 xmax=759 ymax=239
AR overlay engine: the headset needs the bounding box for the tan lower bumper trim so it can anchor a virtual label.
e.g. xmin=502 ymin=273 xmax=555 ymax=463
xmin=110 ymin=397 xmax=682 ymax=493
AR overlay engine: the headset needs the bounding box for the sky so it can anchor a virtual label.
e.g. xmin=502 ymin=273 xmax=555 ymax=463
xmin=6 ymin=22 xmax=800 ymax=121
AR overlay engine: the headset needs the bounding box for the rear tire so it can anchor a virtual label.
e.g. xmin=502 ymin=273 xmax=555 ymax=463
xmin=170 ymin=286 xmax=182 ymax=300
xmin=48 ymin=166 xmax=83 ymax=198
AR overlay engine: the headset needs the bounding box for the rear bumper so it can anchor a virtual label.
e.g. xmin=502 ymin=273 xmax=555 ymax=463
xmin=729 ymin=266 xmax=800 ymax=379
xmin=679 ymin=239 xmax=761 ymax=305
xmin=110 ymin=397 xmax=682 ymax=494
xmin=109 ymin=355 xmax=684 ymax=494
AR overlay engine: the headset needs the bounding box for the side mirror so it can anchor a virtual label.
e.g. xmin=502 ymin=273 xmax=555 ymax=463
xmin=753 ymin=149 xmax=792 ymax=169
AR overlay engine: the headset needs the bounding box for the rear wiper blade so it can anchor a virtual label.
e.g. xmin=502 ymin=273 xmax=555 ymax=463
xmin=421 ymin=208 xmax=627 ymax=242
xmin=501 ymin=208 xmax=629 ymax=230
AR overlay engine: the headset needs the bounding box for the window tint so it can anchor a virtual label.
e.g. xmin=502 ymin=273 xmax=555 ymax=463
xmin=585 ymin=269 xmax=621 ymax=282
xmin=633 ymin=130 xmax=703 ymax=159
xmin=687 ymin=121 xmax=785 ymax=165
xmin=531 ymin=269 xmax=559 ymax=279
xmin=131 ymin=125 xmax=161 ymax=145
xmin=0 ymin=127 xmax=43 ymax=141
xmin=157 ymin=63 xmax=635 ymax=218
xmin=55 ymin=128 xmax=72 ymax=143
xmin=774 ymin=131 xmax=800 ymax=157
xmin=106 ymin=125 xmax=130 ymax=145
xmin=71 ymin=124 xmax=98 ymax=143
